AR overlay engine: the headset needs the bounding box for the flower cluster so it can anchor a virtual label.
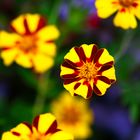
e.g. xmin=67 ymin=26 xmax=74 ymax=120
xmin=60 ymin=44 xmax=116 ymax=99
xmin=0 ymin=13 xmax=60 ymax=73
xmin=95 ymin=0 xmax=140 ymax=29
xmin=2 ymin=113 xmax=73 ymax=140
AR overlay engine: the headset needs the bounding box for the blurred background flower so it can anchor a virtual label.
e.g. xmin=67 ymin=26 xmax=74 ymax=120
xmin=0 ymin=13 xmax=60 ymax=73
xmin=51 ymin=91 xmax=93 ymax=139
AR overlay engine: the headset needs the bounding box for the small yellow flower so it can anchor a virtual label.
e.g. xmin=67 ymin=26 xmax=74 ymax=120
xmin=51 ymin=92 xmax=93 ymax=139
xmin=60 ymin=44 xmax=116 ymax=99
xmin=2 ymin=113 xmax=73 ymax=140
xmin=0 ymin=13 xmax=60 ymax=73
xmin=95 ymin=0 xmax=140 ymax=29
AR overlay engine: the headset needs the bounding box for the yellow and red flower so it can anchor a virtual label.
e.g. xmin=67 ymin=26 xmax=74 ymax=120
xmin=60 ymin=44 xmax=116 ymax=99
xmin=51 ymin=92 xmax=93 ymax=139
xmin=95 ymin=0 xmax=140 ymax=29
xmin=2 ymin=113 xmax=73 ymax=140
xmin=0 ymin=13 xmax=60 ymax=73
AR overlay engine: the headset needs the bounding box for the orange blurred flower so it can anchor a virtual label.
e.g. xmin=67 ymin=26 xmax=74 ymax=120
xmin=0 ymin=13 xmax=60 ymax=73
xmin=51 ymin=92 xmax=93 ymax=139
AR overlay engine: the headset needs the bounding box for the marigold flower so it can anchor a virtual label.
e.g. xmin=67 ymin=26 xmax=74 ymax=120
xmin=60 ymin=44 xmax=116 ymax=99
xmin=2 ymin=113 xmax=73 ymax=140
xmin=0 ymin=13 xmax=60 ymax=73
xmin=95 ymin=0 xmax=140 ymax=29
xmin=51 ymin=92 xmax=93 ymax=139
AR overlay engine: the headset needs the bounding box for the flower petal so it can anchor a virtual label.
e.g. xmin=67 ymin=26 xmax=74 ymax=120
xmin=32 ymin=54 xmax=54 ymax=73
xmin=64 ymin=79 xmax=93 ymax=99
xmin=2 ymin=132 xmax=20 ymax=140
xmin=15 ymin=52 xmax=32 ymax=68
xmin=25 ymin=14 xmax=45 ymax=33
xmin=113 ymin=10 xmax=137 ymax=29
xmin=11 ymin=123 xmax=32 ymax=136
xmin=74 ymin=82 xmax=93 ymax=99
xmin=94 ymin=80 xmax=110 ymax=96
xmin=82 ymin=44 xmax=98 ymax=61
xmin=60 ymin=66 xmax=75 ymax=76
xmin=64 ymin=48 xmax=80 ymax=63
xmin=63 ymin=81 xmax=77 ymax=96
xmin=1 ymin=48 xmax=18 ymax=66
xmin=11 ymin=15 xmax=26 ymax=34
xmin=11 ymin=14 xmax=46 ymax=35
xmin=32 ymin=113 xmax=57 ymax=134
xmin=50 ymin=131 xmax=74 ymax=140
xmin=102 ymin=66 xmax=116 ymax=81
xmin=95 ymin=0 xmax=118 ymax=18
xmin=97 ymin=48 xmax=114 ymax=65
xmin=37 ymin=41 xmax=56 ymax=57
xmin=0 ymin=31 xmax=21 ymax=47
xmin=37 ymin=25 xmax=60 ymax=41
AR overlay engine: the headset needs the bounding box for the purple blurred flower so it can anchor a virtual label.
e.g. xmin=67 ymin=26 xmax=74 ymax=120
xmin=59 ymin=2 xmax=69 ymax=21
xmin=93 ymin=103 xmax=133 ymax=140
xmin=134 ymin=127 xmax=140 ymax=140
xmin=130 ymin=47 xmax=140 ymax=63
xmin=105 ymin=84 xmax=121 ymax=102
xmin=72 ymin=0 xmax=96 ymax=14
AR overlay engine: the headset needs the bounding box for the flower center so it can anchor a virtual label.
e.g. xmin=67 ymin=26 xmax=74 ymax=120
xmin=17 ymin=35 xmax=38 ymax=53
xmin=30 ymin=133 xmax=50 ymax=140
xmin=79 ymin=62 xmax=97 ymax=81
xmin=61 ymin=107 xmax=80 ymax=125
xmin=119 ymin=0 xmax=134 ymax=7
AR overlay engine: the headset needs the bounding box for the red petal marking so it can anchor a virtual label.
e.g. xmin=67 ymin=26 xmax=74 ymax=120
xmin=62 ymin=59 xmax=78 ymax=70
xmin=93 ymin=84 xmax=102 ymax=95
xmin=74 ymin=47 xmax=86 ymax=62
xmin=93 ymin=77 xmax=98 ymax=85
xmin=98 ymin=65 xmax=113 ymax=73
xmin=74 ymin=93 xmax=78 ymax=96
xmin=95 ymin=61 xmax=102 ymax=68
xmin=94 ymin=48 xmax=104 ymax=63
xmin=110 ymin=79 xmax=116 ymax=84
xmin=120 ymin=8 xmax=126 ymax=12
xmin=33 ymin=115 xmax=39 ymax=130
xmin=97 ymin=76 xmax=111 ymax=84
xmin=45 ymin=120 xmax=57 ymax=135
xmin=74 ymin=82 xmax=81 ymax=90
xmin=22 ymin=122 xmax=32 ymax=132
xmin=23 ymin=18 xmax=31 ymax=35
xmin=90 ymin=44 xmax=98 ymax=61
xmin=36 ymin=17 xmax=46 ymax=32
xmin=61 ymin=73 xmax=78 ymax=79
xmin=87 ymin=85 xmax=93 ymax=98
xmin=1 ymin=47 xmax=12 ymax=51
xmin=10 ymin=24 xmax=18 ymax=33
xmin=63 ymin=77 xmax=82 ymax=85
xmin=132 ymin=2 xmax=138 ymax=8
xmin=62 ymin=59 xmax=80 ymax=70
xmin=104 ymin=61 xmax=114 ymax=66
xmin=45 ymin=40 xmax=53 ymax=43
xmin=11 ymin=131 xmax=21 ymax=136
xmin=83 ymin=81 xmax=93 ymax=98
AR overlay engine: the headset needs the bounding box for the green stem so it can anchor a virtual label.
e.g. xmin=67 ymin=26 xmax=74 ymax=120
xmin=48 ymin=0 xmax=61 ymax=24
xmin=33 ymin=73 xmax=48 ymax=117
xmin=115 ymin=30 xmax=135 ymax=62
